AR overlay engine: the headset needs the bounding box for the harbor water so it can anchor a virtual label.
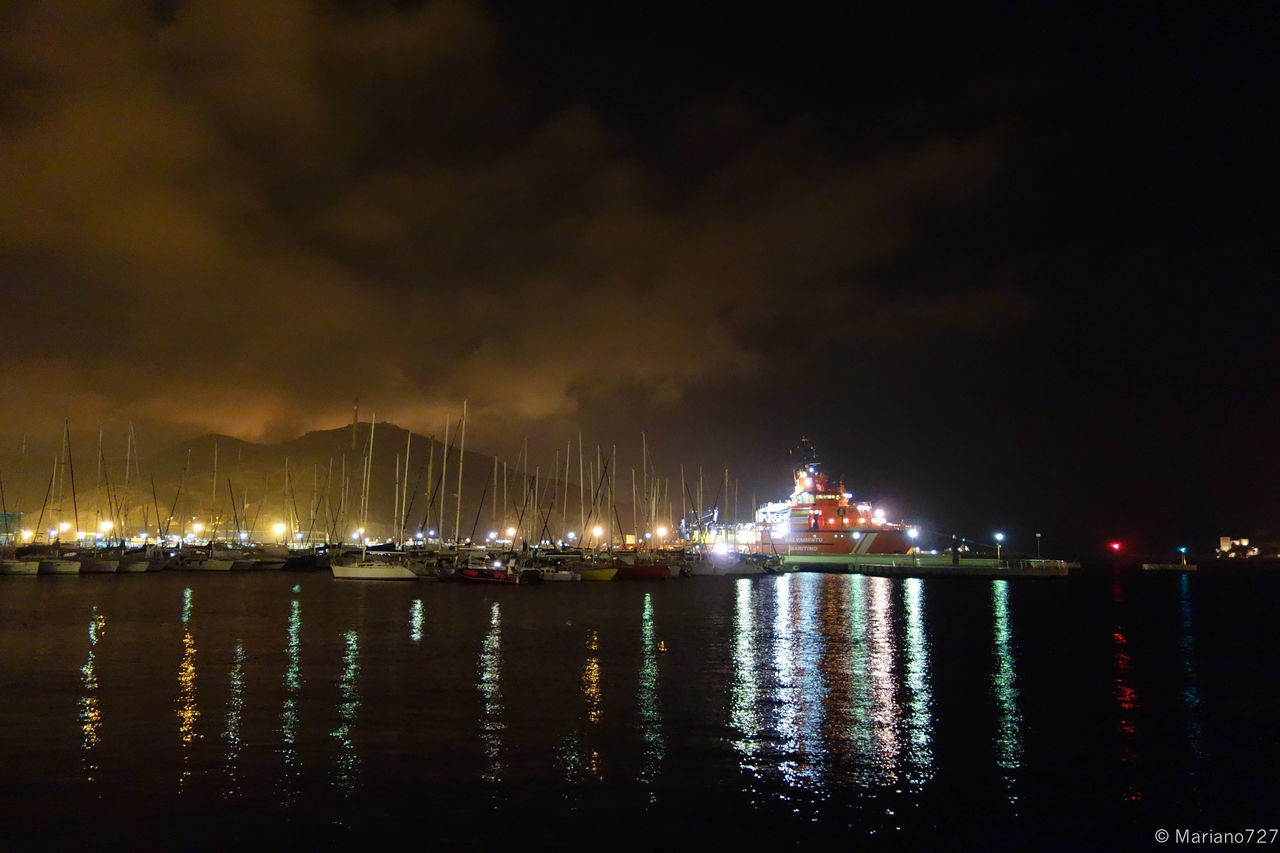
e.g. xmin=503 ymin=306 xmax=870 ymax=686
xmin=0 ymin=568 xmax=1275 ymax=849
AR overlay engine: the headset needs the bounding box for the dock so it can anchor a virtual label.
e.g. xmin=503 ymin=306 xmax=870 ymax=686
xmin=780 ymin=553 xmax=1071 ymax=578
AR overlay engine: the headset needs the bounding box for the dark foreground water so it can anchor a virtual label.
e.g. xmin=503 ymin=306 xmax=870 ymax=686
xmin=0 ymin=568 xmax=1276 ymax=850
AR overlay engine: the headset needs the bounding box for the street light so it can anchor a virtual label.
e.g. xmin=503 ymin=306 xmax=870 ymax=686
xmin=1178 ymin=545 xmax=1188 ymax=565
xmin=994 ymin=531 xmax=1005 ymax=562
xmin=1035 ymin=532 xmax=1041 ymax=559
xmin=273 ymin=522 xmax=286 ymax=543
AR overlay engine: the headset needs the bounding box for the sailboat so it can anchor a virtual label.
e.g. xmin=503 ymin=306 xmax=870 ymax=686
xmin=0 ymin=468 xmax=37 ymax=575
xmin=331 ymin=415 xmax=418 ymax=581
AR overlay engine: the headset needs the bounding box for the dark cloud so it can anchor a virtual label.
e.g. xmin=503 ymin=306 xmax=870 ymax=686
xmin=1 ymin=0 xmax=1273 ymax=549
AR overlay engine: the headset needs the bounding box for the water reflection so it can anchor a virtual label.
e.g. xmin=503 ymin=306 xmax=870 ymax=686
xmin=845 ymin=576 xmax=874 ymax=781
xmin=867 ymin=576 xmax=901 ymax=784
xmin=223 ymin=641 xmax=246 ymax=798
xmin=477 ymin=601 xmax=503 ymax=784
xmin=730 ymin=579 xmax=762 ymax=778
xmin=638 ymin=593 xmax=664 ymax=802
xmin=992 ymin=580 xmax=1022 ymax=804
xmin=280 ymin=597 xmax=302 ymax=805
xmin=80 ymin=606 xmax=105 ymax=785
xmin=410 ymin=599 xmax=424 ymax=642
xmin=177 ymin=589 xmax=200 ymax=792
xmin=332 ymin=629 xmax=361 ymax=795
xmin=584 ymin=629 xmax=602 ymax=725
xmin=1111 ymin=575 xmax=1140 ymax=802
xmin=903 ymin=578 xmax=934 ymax=785
xmin=1179 ymin=574 xmax=1203 ymax=760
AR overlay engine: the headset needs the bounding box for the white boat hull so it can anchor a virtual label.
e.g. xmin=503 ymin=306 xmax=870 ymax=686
xmin=0 ymin=560 xmax=39 ymax=576
xmin=331 ymin=561 xmax=418 ymax=581
xmin=78 ymin=559 xmax=120 ymax=573
xmin=116 ymin=556 xmax=151 ymax=572
xmin=174 ymin=558 xmax=235 ymax=571
xmin=38 ymin=559 xmax=80 ymax=575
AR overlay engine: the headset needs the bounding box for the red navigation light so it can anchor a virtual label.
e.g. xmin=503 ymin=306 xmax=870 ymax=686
xmin=1109 ymin=542 xmax=1122 ymax=552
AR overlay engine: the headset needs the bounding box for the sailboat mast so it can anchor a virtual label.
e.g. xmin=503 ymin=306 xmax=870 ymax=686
xmin=439 ymin=416 xmax=449 ymax=541
xmin=454 ymin=400 xmax=467 ymax=544
xmin=210 ymin=439 xmax=218 ymax=538
xmin=680 ymin=464 xmax=686 ymax=538
xmin=65 ymin=423 xmax=80 ymax=543
xmin=402 ymin=431 xmax=412 ymax=543
xmin=642 ymin=432 xmax=647 ymax=535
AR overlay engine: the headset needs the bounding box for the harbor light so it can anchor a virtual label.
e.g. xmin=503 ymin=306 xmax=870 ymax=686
xmin=192 ymin=523 xmax=203 ymax=535
xmin=21 ymin=529 xmax=33 ymax=542
xmin=1110 ymin=542 xmax=1122 ymax=552
xmin=487 ymin=531 xmax=496 ymax=541
xmin=273 ymin=522 xmax=286 ymax=537
xmin=100 ymin=520 xmax=114 ymax=533
xmin=567 ymin=531 xmax=577 ymax=541
xmin=240 ymin=531 xmax=249 ymax=541
xmin=351 ymin=532 xmax=360 ymax=541
xmin=428 ymin=529 xmax=436 ymax=537
xmin=644 ymin=532 xmax=652 ymax=540
xmin=506 ymin=526 xmax=516 ymax=538
xmin=995 ymin=531 xmax=1005 ymax=562
xmin=908 ymin=527 xmax=919 ymax=539
xmin=592 ymin=525 xmax=603 ymax=538
xmin=59 ymin=521 xmax=71 ymax=532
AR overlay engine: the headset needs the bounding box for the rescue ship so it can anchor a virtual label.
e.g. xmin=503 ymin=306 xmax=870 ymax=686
xmin=757 ymin=438 xmax=919 ymax=570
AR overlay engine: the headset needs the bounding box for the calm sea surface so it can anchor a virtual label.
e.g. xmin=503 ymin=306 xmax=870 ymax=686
xmin=0 ymin=568 xmax=1276 ymax=850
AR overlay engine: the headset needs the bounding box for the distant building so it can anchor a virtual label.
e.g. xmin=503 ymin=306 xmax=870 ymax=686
xmin=1217 ymin=536 xmax=1259 ymax=558
xmin=0 ymin=512 xmax=20 ymax=544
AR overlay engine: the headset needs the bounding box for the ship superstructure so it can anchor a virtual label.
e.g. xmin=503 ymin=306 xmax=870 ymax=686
xmin=757 ymin=437 xmax=917 ymax=568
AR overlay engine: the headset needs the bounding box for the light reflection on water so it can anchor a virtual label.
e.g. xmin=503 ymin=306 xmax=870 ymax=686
xmin=559 ymin=627 xmax=605 ymax=794
xmin=903 ymin=577 xmax=933 ymax=786
xmin=777 ymin=572 xmax=826 ymax=793
xmin=1111 ymin=575 xmax=1140 ymax=803
xmin=80 ymin=606 xmax=105 ymax=785
xmin=10 ymin=568 xmax=1263 ymax=846
xmin=730 ymin=579 xmax=761 ymax=778
xmin=1180 ymin=575 xmax=1203 ymax=760
xmin=177 ymin=590 xmax=199 ymax=791
xmin=867 ymin=576 xmax=901 ymax=785
xmin=992 ymin=580 xmax=1022 ymax=803
xmin=733 ymin=574 xmax=938 ymax=808
xmin=410 ymin=599 xmax=424 ymax=642
xmin=478 ymin=601 xmax=503 ymax=784
xmin=280 ymin=597 xmax=302 ymax=805
xmin=332 ymin=630 xmax=360 ymax=795
xmin=223 ymin=641 xmax=246 ymax=799
xmin=638 ymin=592 xmax=664 ymax=802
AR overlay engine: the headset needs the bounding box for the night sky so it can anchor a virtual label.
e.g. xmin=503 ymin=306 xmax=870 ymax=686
xmin=1 ymin=1 xmax=1274 ymax=555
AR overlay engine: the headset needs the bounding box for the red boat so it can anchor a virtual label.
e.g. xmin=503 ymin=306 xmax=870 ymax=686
xmin=607 ymin=552 xmax=670 ymax=580
xmin=456 ymin=552 xmax=541 ymax=584
xmin=758 ymin=438 xmax=917 ymax=567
